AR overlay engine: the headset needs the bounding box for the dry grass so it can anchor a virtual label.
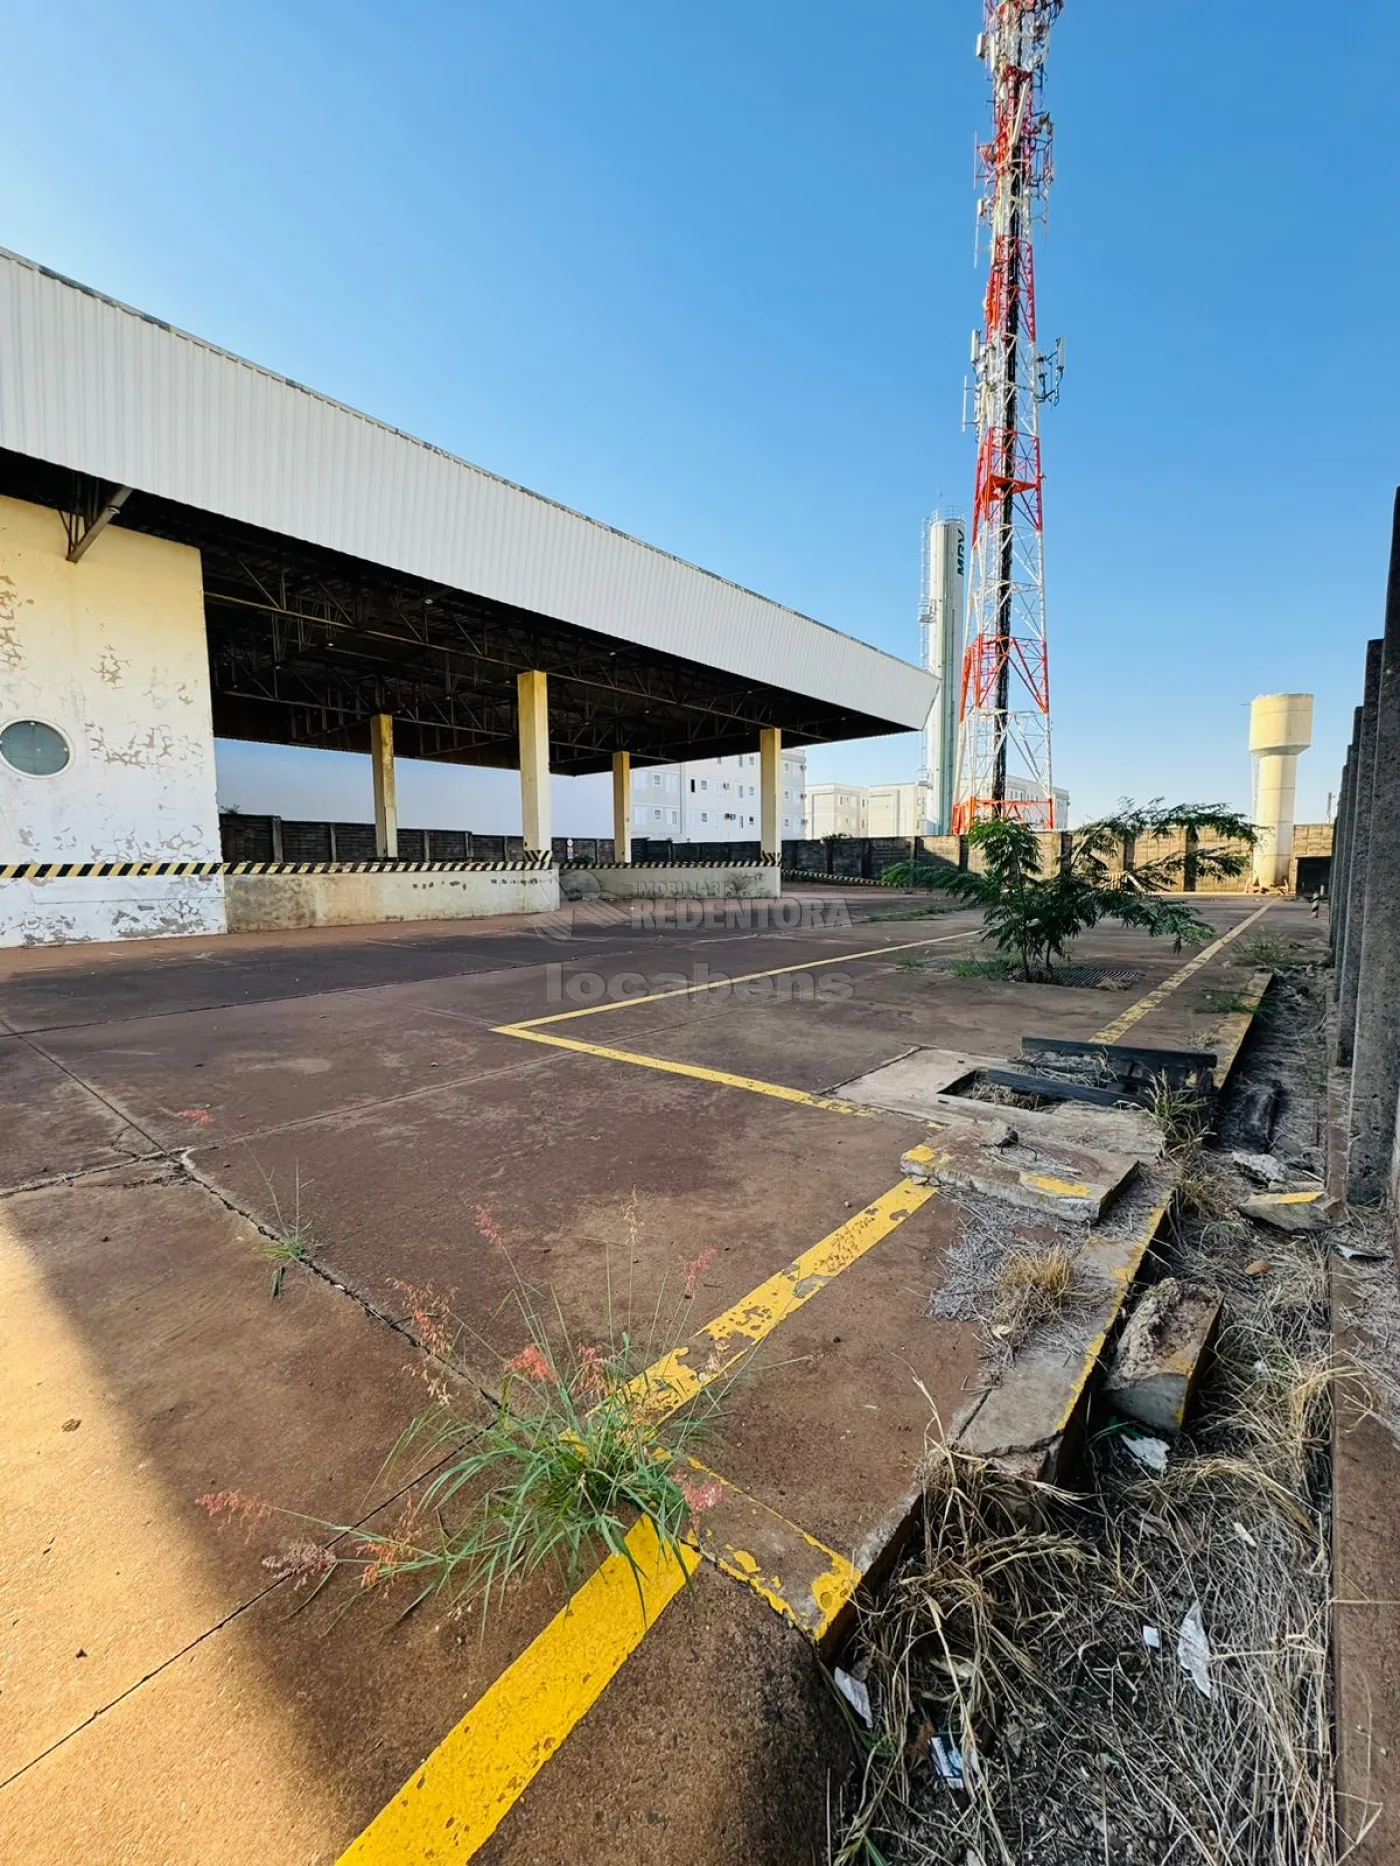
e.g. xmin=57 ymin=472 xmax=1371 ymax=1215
xmin=833 ymin=1134 xmax=1348 ymax=1864
xmin=989 ymin=1244 xmax=1075 ymax=1353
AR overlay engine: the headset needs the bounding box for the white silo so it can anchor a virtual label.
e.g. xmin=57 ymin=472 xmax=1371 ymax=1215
xmin=1249 ymin=693 xmax=1314 ymax=888
xmin=919 ymin=514 xmax=966 ymax=835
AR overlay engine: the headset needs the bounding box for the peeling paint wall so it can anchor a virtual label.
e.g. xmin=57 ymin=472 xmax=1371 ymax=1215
xmin=0 ymin=495 xmax=225 ymax=946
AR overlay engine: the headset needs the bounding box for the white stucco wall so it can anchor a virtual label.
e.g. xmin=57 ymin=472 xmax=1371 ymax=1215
xmin=0 ymin=494 xmax=225 ymax=946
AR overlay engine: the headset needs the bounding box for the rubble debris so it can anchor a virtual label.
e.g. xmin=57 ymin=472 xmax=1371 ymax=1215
xmin=1104 ymin=1277 xmax=1222 ymax=1434
xmin=1240 ymin=1190 xmax=1329 ymax=1234
xmin=989 ymin=1034 xmax=1219 ymax=1122
xmin=1230 ymin=1150 xmax=1287 ymax=1184
xmin=901 ymin=1125 xmax=1138 ymax=1224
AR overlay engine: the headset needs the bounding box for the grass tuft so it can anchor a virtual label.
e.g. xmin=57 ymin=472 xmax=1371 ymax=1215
xmin=949 ymin=955 xmax=1019 ymax=980
xmin=332 ymin=1212 xmax=729 ymax=1621
xmin=1147 ymin=1074 xmax=1209 ymax=1151
xmin=989 ymin=1244 xmax=1075 ymax=1353
xmin=256 ymin=1167 xmax=316 ymax=1299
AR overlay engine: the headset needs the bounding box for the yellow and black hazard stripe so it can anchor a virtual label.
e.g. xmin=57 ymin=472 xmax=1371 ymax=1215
xmin=0 ymin=854 xmax=556 ymax=881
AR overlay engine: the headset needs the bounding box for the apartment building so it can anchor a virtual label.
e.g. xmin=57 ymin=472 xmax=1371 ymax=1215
xmin=631 ymin=749 xmax=808 ymax=842
xmin=806 ymin=776 xmax=1070 ymax=837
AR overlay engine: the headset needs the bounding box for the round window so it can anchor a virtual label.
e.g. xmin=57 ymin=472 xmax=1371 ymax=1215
xmin=0 ymin=720 xmax=71 ymax=776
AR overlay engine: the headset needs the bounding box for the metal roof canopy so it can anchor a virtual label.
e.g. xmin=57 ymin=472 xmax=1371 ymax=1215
xmin=0 ymin=250 xmax=935 ymax=775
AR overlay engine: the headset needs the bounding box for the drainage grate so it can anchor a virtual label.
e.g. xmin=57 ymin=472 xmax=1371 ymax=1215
xmin=1053 ymin=965 xmax=1143 ymax=990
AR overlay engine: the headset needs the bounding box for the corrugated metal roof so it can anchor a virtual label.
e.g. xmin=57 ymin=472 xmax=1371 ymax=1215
xmin=0 ymin=249 xmax=935 ymax=734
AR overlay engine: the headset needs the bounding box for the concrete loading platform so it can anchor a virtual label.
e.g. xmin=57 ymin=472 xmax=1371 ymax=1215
xmin=0 ymin=887 xmax=1291 ymax=1863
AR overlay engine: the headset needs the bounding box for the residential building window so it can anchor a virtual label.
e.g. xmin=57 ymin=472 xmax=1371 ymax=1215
xmin=653 ymin=808 xmax=663 ymax=821
xmin=652 ymin=774 xmax=662 ymax=787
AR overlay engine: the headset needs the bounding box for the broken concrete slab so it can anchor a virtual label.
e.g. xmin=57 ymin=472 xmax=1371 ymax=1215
xmin=833 ymin=1047 xmax=995 ymax=1110
xmin=1103 ymin=1276 xmax=1222 ymax=1434
xmin=837 ymin=1049 xmax=1165 ymax=1164
xmin=901 ymin=1123 xmax=1138 ymax=1224
xmin=955 ymin=1187 xmax=1175 ymax=1478
xmin=1241 ymin=1189 xmax=1330 ymax=1234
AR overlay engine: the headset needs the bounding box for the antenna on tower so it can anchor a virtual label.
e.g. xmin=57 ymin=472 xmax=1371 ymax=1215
xmin=953 ymin=0 xmax=1064 ymax=833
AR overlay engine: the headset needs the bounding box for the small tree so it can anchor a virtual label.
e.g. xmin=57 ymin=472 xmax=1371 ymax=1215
xmin=895 ymin=801 xmax=1255 ymax=982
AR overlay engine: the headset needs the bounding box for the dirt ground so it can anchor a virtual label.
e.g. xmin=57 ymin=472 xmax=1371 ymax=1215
xmin=0 ymin=887 xmax=1282 ymax=1864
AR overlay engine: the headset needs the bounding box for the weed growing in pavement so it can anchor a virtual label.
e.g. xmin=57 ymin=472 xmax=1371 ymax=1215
xmin=948 ymin=955 xmax=1019 ymax=980
xmin=256 ymin=1167 xmax=316 ymax=1299
xmin=1231 ymin=934 xmax=1316 ymax=972
xmin=1199 ymin=985 xmax=1266 ymax=1018
xmin=1146 ymin=1074 xmax=1209 ymax=1152
xmin=869 ymin=903 xmax=956 ymax=923
xmin=328 ymin=1206 xmax=727 ymax=1618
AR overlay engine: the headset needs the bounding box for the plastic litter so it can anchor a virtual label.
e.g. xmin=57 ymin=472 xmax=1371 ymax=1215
xmin=1178 ymin=1600 xmax=1212 ymax=1698
xmin=833 ymin=1665 xmax=872 ymax=1727
xmin=1121 ymin=1432 xmax=1170 ymax=1476
xmin=1142 ymin=1624 xmax=1161 ymax=1650
xmin=930 ymin=1734 xmax=978 ymax=1789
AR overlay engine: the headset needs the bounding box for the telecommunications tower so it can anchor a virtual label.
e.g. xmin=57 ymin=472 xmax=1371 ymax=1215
xmin=952 ymin=0 xmax=1064 ymax=831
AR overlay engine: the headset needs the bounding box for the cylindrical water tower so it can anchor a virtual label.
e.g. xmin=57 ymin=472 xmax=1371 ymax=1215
xmin=1249 ymin=693 xmax=1314 ymax=888
xmin=919 ymin=514 xmax=966 ymax=835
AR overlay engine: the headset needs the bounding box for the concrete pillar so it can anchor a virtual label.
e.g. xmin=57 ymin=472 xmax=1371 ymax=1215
xmin=1347 ymin=492 xmax=1400 ymax=1201
xmin=517 ymin=670 xmax=551 ymax=854
xmin=1337 ymin=641 xmax=1383 ymax=1064
xmin=759 ymin=727 xmax=782 ymax=860
xmin=612 ymin=750 xmax=633 ymax=864
xmin=1331 ymin=733 xmax=1356 ymax=958
xmin=370 ymin=713 xmax=398 ymax=859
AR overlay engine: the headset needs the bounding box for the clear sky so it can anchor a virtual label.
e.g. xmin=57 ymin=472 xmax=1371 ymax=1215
xmin=3 ymin=0 xmax=1393 ymax=827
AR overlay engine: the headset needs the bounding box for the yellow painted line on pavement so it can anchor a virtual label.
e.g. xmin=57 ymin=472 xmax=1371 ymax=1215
xmin=621 ymin=1177 xmax=937 ymax=1418
xmin=498 ymin=1024 xmax=883 ymax=1116
xmin=493 ymin=928 xmax=978 ymax=1114
xmin=679 ymin=1458 xmax=862 ymax=1643
xmin=337 ymin=1516 xmax=698 ymax=1865
xmin=1092 ymin=902 xmax=1272 ymax=1045
xmin=498 ymin=928 xmax=978 ymax=1032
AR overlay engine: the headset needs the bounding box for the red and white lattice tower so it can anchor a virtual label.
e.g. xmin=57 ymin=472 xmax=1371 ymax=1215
xmin=952 ymin=0 xmax=1064 ymax=832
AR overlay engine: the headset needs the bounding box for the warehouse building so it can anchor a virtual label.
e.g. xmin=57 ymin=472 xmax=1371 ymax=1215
xmin=0 ymin=251 xmax=934 ymax=945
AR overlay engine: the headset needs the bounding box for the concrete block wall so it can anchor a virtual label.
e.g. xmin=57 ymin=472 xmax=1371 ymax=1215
xmin=1332 ymin=490 xmax=1400 ymax=1215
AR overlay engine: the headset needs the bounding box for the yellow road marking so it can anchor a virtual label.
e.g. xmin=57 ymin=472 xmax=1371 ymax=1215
xmin=337 ymin=1516 xmax=698 ymax=1865
xmin=499 ymin=1024 xmax=881 ymax=1116
xmin=681 ymin=1459 xmax=862 ymax=1642
xmin=1092 ymin=903 xmax=1272 ymax=1044
xmin=1202 ymin=966 xmax=1271 ymax=1078
xmin=622 ymin=1178 xmax=936 ymax=1418
xmin=498 ymin=928 xmax=978 ymax=1032
xmin=493 ymin=928 xmax=977 ymax=1114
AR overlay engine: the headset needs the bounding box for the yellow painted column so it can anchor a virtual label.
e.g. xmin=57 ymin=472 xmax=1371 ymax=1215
xmin=612 ymin=750 xmax=633 ymax=863
xmin=517 ymin=670 xmax=551 ymax=854
xmin=760 ymin=726 xmax=782 ymax=860
xmin=370 ymin=713 xmax=398 ymax=859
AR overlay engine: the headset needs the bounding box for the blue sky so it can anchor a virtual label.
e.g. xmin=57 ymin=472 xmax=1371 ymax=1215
xmin=2 ymin=0 xmax=1392 ymax=827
